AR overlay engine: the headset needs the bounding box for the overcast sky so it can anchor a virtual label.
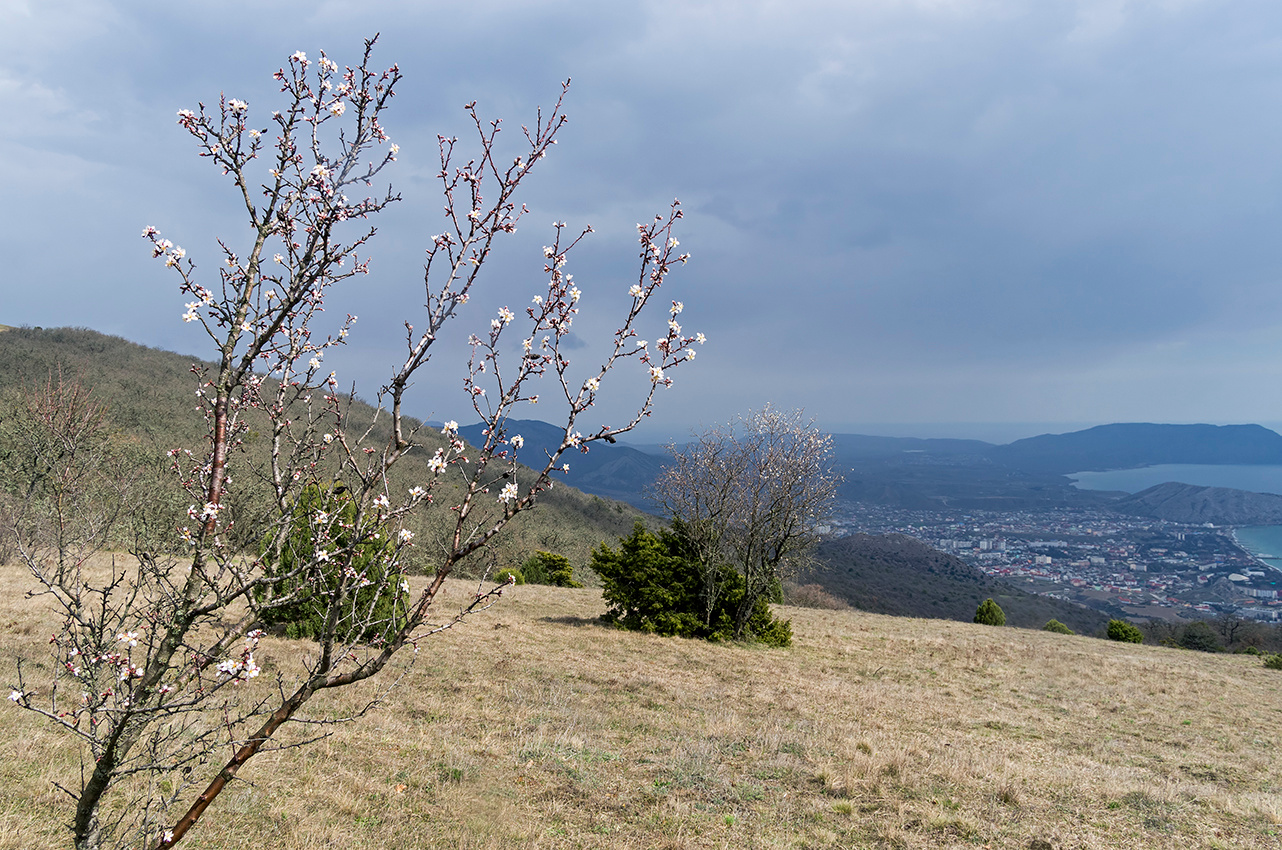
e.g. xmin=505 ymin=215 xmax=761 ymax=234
xmin=5 ymin=0 xmax=1282 ymax=442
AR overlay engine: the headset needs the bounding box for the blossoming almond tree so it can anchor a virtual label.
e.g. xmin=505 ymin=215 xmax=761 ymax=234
xmin=7 ymin=38 xmax=700 ymax=850
xmin=652 ymin=407 xmax=838 ymax=640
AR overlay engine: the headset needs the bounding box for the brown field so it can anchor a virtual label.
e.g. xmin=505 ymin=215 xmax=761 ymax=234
xmin=2 ymin=559 xmax=1281 ymax=850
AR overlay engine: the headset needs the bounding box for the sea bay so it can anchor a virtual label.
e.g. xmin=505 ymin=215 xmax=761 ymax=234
xmin=1068 ymin=464 xmax=1282 ymax=496
xmin=1231 ymin=526 xmax=1282 ymax=576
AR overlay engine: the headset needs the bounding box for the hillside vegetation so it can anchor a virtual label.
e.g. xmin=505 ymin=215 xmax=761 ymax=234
xmin=1 ymin=558 xmax=1279 ymax=849
xmin=809 ymin=533 xmax=1111 ymax=634
xmin=0 ymin=326 xmax=647 ymax=577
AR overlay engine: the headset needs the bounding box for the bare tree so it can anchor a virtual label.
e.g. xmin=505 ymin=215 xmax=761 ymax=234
xmin=653 ymin=406 xmax=839 ymax=639
xmin=7 ymin=39 xmax=700 ymax=850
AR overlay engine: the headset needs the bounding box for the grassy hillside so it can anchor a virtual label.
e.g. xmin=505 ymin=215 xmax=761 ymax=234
xmin=2 ymin=558 xmax=1280 ymax=848
xmin=0 ymin=326 xmax=648 ymax=579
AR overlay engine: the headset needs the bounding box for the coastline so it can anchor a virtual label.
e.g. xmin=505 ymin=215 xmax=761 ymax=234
xmin=1229 ymin=527 xmax=1282 ymax=575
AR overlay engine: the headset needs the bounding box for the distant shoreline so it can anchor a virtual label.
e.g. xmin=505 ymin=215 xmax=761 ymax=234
xmin=1229 ymin=527 xmax=1282 ymax=575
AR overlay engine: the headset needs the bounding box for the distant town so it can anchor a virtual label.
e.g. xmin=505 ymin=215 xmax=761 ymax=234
xmin=832 ymin=503 xmax=1282 ymax=623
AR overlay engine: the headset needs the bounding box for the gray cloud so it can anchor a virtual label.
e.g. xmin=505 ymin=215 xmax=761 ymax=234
xmin=5 ymin=0 xmax=1282 ymax=441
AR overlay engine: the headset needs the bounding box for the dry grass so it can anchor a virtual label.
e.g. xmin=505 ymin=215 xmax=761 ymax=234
xmin=2 ymin=558 xmax=1281 ymax=849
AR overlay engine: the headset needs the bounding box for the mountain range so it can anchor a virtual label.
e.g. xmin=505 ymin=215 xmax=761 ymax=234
xmin=469 ymin=419 xmax=1282 ymax=518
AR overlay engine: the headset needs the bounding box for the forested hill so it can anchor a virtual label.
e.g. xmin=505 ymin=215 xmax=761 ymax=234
xmin=805 ymin=533 xmax=1109 ymax=634
xmin=0 ymin=326 xmax=648 ymax=574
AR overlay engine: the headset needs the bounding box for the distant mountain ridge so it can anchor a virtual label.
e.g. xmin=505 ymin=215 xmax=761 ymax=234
xmin=459 ymin=419 xmax=667 ymax=510
xmin=454 ymin=421 xmax=1282 ymax=513
xmin=988 ymin=423 xmax=1282 ymax=474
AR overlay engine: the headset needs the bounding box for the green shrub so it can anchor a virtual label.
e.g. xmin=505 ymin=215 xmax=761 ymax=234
xmin=519 ymin=550 xmax=582 ymax=587
xmin=973 ymin=598 xmax=1005 ymax=626
xmin=1178 ymin=621 xmax=1223 ymax=653
xmin=254 ymin=483 xmax=408 ymax=643
xmin=494 ymin=568 xmax=524 ymax=585
xmin=1106 ymin=619 xmax=1144 ymax=644
xmin=1263 ymin=654 xmax=1282 ymax=670
xmin=592 ymin=521 xmax=791 ymax=646
xmin=1042 ymin=619 xmax=1074 ymax=635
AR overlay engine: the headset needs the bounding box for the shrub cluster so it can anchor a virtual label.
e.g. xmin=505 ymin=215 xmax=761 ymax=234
xmin=592 ymin=521 xmax=792 ymax=646
xmin=500 ymin=550 xmax=583 ymax=587
xmin=784 ymin=582 xmax=850 ymax=610
xmin=1106 ymin=619 xmax=1144 ymax=644
xmin=253 ymin=483 xmax=408 ymax=643
xmin=1042 ymin=619 xmax=1074 ymax=635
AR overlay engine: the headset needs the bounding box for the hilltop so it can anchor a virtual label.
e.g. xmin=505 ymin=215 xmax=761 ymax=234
xmin=2 ymin=563 xmax=1279 ymax=849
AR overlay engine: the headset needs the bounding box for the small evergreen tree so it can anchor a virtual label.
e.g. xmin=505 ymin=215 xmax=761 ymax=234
xmin=254 ymin=483 xmax=409 ymax=643
xmin=1178 ymin=620 xmax=1223 ymax=653
xmin=519 ymin=550 xmax=582 ymax=587
xmin=973 ymin=597 xmax=1005 ymax=626
xmin=1042 ymin=619 xmax=1073 ymax=635
xmin=1106 ymin=619 xmax=1144 ymax=644
xmin=592 ymin=521 xmax=791 ymax=646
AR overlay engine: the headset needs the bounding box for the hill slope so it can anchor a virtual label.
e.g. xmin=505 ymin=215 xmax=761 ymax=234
xmin=1115 ymin=481 xmax=1282 ymax=525
xmin=3 ymin=566 xmax=1279 ymax=849
xmin=807 ymin=533 xmax=1109 ymax=633
xmin=0 ymin=326 xmax=649 ymax=576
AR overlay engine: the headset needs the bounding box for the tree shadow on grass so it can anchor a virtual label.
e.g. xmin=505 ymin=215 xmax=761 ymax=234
xmin=539 ymin=615 xmax=606 ymax=628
